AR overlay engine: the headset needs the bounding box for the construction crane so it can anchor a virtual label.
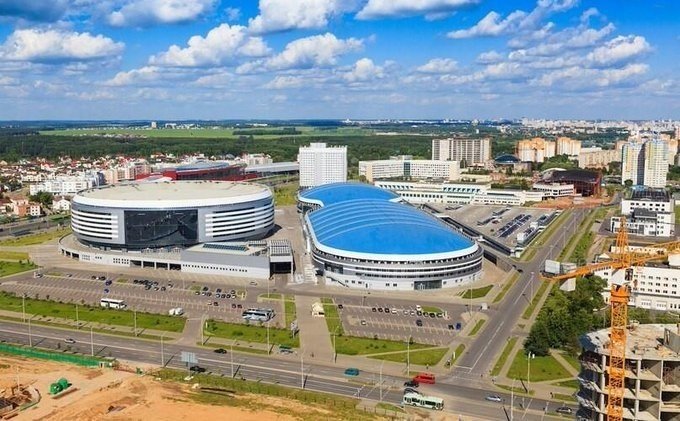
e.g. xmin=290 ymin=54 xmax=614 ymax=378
xmin=541 ymin=217 xmax=680 ymax=421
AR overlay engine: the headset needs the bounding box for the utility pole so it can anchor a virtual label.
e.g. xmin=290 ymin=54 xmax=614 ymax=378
xmin=134 ymin=310 xmax=137 ymax=337
xmin=300 ymin=351 xmax=304 ymax=389
xmin=28 ymin=318 xmax=32 ymax=347
xmin=90 ymin=326 xmax=94 ymax=356
xmin=406 ymin=336 xmax=411 ymax=374
xmin=527 ymin=352 xmax=534 ymax=391
xmin=75 ymin=304 xmax=79 ymax=328
xmin=510 ymin=379 xmax=516 ymax=421
xmin=22 ymin=294 xmax=26 ymax=323
xmin=230 ymin=342 xmax=234 ymax=378
xmin=161 ymin=333 xmax=165 ymax=367
xmin=379 ymin=360 xmax=384 ymax=402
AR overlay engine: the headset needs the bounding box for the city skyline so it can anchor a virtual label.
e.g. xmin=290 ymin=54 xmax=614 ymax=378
xmin=0 ymin=0 xmax=678 ymax=120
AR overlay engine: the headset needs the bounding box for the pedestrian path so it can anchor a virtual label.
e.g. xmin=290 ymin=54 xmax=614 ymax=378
xmin=294 ymin=295 xmax=334 ymax=361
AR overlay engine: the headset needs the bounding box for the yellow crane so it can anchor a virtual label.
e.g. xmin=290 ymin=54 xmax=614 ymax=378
xmin=542 ymin=217 xmax=680 ymax=420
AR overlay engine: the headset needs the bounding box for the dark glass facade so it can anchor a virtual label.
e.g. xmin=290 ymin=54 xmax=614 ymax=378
xmin=124 ymin=209 xmax=198 ymax=248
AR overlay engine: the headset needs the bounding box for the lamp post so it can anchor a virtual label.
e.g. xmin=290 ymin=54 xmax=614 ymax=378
xmin=134 ymin=310 xmax=137 ymax=337
xmin=379 ymin=360 xmax=385 ymax=402
xmin=90 ymin=325 xmax=94 ymax=356
xmin=406 ymin=335 xmax=411 ymax=374
xmin=510 ymin=378 xmax=517 ymax=421
xmin=300 ymin=350 xmax=304 ymax=389
xmin=75 ymin=304 xmax=79 ymax=328
xmin=160 ymin=333 xmax=165 ymax=367
xmin=332 ymin=325 xmax=340 ymax=363
xmin=28 ymin=318 xmax=32 ymax=347
xmin=22 ymin=294 xmax=26 ymax=323
xmin=230 ymin=342 xmax=234 ymax=378
xmin=527 ymin=352 xmax=534 ymax=391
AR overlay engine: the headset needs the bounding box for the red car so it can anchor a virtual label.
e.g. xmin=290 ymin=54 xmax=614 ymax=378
xmin=413 ymin=373 xmax=436 ymax=384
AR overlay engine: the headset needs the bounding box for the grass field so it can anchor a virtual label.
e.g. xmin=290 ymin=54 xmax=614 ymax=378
xmin=0 ymin=261 xmax=37 ymax=277
xmin=368 ymin=347 xmax=448 ymax=366
xmin=420 ymin=305 xmax=443 ymax=314
xmin=493 ymin=273 xmax=519 ymax=304
xmin=375 ymin=403 xmax=405 ymax=414
xmin=560 ymin=352 xmax=581 ymax=371
xmin=555 ymin=379 xmax=579 ymax=389
xmin=284 ymin=297 xmax=296 ymax=326
xmin=491 ymin=337 xmax=518 ymax=376
xmin=0 ymin=228 xmax=71 ymax=246
xmin=334 ymin=335 xmax=430 ymax=356
xmin=205 ymin=319 xmax=299 ymax=348
xmin=461 ymin=285 xmax=493 ymax=299
xmin=507 ymin=351 xmax=572 ymax=382
xmin=521 ymin=281 xmax=550 ymax=320
xmin=0 ymin=291 xmax=184 ymax=332
xmin=321 ymin=297 xmax=344 ymax=335
xmin=273 ymin=183 xmax=299 ymax=206
xmin=452 ymin=344 xmax=465 ymax=364
xmin=469 ymin=319 xmax=486 ymax=336
xmin=0 ymin=250 xmax=30 ymax=261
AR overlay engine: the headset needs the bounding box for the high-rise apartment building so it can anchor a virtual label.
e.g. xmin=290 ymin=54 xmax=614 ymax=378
xmin=298 ymin=143 xmax=347 ymax=188
xmin=643 ymin=139 xmax=669 ymax=188
xmin=431 ymin=138 xmax=491 ymax=166
xmin=556 ymin=137 xmax=581 ymax=157
xmin=577 ymin=147 xmax=619 ymax=169
xmin=621 ymin=142 xmax=645 ymax=185
xmin=515 ymin=137 xmax=556 ymax=163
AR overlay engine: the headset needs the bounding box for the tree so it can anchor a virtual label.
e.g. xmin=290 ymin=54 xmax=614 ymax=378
xmin=29 ymin=191 xmax=53 ymax=208
xmin=624 ymin=179 xmax=633 ymax=187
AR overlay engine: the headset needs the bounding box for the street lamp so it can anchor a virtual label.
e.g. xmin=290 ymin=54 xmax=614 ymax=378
xmin=527 ymin=352 xmax=535 ymax=390
xmin=160 ymin=333 xmax=165 ymax=367
xmin=22 ymin=294 xmax=26 ymax=323
xmin=379 ymin=360 xmax=385 ymax=402
xmin=90 ymin=326 xmax=94 ymax=356
xmin=332 ymin=325 xmax=340 ymax=363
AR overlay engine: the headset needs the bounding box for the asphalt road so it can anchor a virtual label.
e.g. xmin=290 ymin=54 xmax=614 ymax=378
xmin=0 ymin=320 xmax=576 ymax=420
xmin=451 ymin=208 xmax=588 ymax=379
xmin=0 ymin=217 xmax=65 ymax=238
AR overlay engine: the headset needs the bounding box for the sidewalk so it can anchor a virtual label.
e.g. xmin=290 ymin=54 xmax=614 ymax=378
xmin=294 ymin=295 xmax=334 ymax=361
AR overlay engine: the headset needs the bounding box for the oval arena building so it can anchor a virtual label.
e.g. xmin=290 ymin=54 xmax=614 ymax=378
xmin=299 ymin=183 xmax=483 ymax=291
xmin=71 ymin=181 xmax=274 ymax=249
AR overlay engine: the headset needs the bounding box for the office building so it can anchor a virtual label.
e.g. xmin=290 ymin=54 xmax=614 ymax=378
xmin=431 ymin=138 xmax=491 ymax=166
xmin=516 ymin=138 xmax=556 ymax=163
xmin=556 ymin=137 xmax=582 ymax=157
xmin=359 ymin=158 xmax=460 ymax=182
xmin=578 ymin=324 xmax=680 ymax=421
xmin=298 ymin=143 xmax=347 ymax=188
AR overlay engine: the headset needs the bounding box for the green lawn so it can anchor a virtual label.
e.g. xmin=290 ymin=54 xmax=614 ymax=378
xmin=521 ymin=281 xmax=550 ymax=320
xmin=493 ymin=273 xmax=519 ymax=304
xmin=205 ymin=319 xmax=299 ymax=348
xmin=560 ymin=352 xmax=581 ymax=372
xmin=0 ymin=228 xmax=71 ymax=246
xmin=273 ymin=183 xmax=299 ymax=206
xmin=461 ymin=285 xmax=493 ymax=299
xmin=376 ymin=403 xmax=405 ymax=414
xmin=284 ymin=299 xmax=296 ymax=326
xmin=368 ymin=347 xmax=448 ymax=366
xmin=491 ymin=337 xmax=518 ymax=376
xmin=335 ymin=335 xmax=430 ymax=356
xmin=420 ymin=305 xmax=443 ymax=314
xmin=321 ymin=297 xmax=344 ymax=335
xmin=469 ymin=319 xmax=486 ymax=336
xmin=452 ymin=344 xmax=465 ymax=364
xmin=555 ymin=379 xmax=579 ymax=389
xmin=507 ymin=351 xmax=572 ymax=382
xmin=0 ymin=291 xmax=184 ymax=332
xmin=0 ymin=261 xmax=37 ymax=277
xmin=0 ymin=250 xmax=30 ymax=261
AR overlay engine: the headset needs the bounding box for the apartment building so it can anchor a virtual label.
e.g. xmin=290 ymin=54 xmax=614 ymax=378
xmin=556 ymin=136 xmax=582 ymax=157
xmin=298 ymin=142 xmax=347 ymax=188
xmin=516 ymin=137 xmax=556 ymax=163
xmin=431 ymin=137 xmax=491 ymax=166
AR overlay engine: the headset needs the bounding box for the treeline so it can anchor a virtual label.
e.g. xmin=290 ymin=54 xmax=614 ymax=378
xmin=232 ymin=128 xmax=300 ymax=136
xmin=524 ymin=276 xmax=607 ymax=356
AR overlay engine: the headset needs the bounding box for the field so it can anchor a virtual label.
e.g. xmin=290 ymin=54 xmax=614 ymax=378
xmin=0 ymin=228 xmax=71 ymax=246
xmin=204 ymin=319 xmax=299 ymax=348
xmin=368 ymin=347 xmax=448 ymax=366
xmin=507 ymin=351 xmax=572 ymax=382
xmin=41 ymin=126 xmax=371 ymax=139
xmin=0 ymin=261 xmax=37 ymax=277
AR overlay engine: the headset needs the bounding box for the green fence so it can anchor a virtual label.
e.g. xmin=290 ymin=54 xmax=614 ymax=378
xmin=0 ymin=343 xmax=112 ymax=367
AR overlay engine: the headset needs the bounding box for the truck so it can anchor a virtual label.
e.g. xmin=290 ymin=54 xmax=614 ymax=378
xmin=168 ymin=307 xmax=184 ymax=316
xmin=544 ymin=259 xmax=561 ymax=275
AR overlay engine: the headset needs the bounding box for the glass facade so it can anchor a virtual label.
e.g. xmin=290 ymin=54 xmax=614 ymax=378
xmin=124 ymin=209 xmax=198 ymax=248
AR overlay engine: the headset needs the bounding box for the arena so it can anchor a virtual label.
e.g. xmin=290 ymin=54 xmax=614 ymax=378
xmin=71 ymin=181 xmax=274 ymax=249
xmin=299 ymin=183 xmax=483 ymax=291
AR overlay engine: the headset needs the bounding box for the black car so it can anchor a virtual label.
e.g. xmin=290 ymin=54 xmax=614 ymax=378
xmin=105 ymin=280 xmax=112 ymax=286
xmin=448 ymin=324 xmax=455 ymax=330
xmin=377 ymin=307 xmax=383 ymax=312
xmin=383 ymin=307 xmax=389 ymax=313
xmin=337 ymin=304 xmax=344 ymax=310
xmin=202 ymin=286 xmax=209 ymax=292
xmin=371 ymin=307 xmax=377 ymax=312
xmin=216 ymin=288 xmax=222 ymax=293
xmin=214 ymin=348 xmax=227 ymax=354
xmin=189 ymin=365 xmax=206 ymax=373
xmin=416 ymin=319 xmax=423 ymax=327
xmin=403 ymin=380 xmax=419 ymax=388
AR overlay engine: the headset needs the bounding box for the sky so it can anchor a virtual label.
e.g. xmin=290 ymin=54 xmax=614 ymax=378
xmin=0 ymin=0 xmax=678 ymax=120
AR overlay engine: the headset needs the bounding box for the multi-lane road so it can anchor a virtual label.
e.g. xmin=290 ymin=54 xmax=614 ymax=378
xmin=0 ymin=320 xmax=574 ymax=420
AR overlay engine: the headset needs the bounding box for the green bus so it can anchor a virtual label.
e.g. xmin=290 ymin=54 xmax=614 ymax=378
xmin=402 ymin=392 xmax=444 ymax=410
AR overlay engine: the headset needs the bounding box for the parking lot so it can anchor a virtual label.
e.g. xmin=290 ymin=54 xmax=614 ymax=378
xmin=432 ymin=204 xmax=557 ymax=249
xmin=332 ymin=296 xmax=469 ymax=346
xmin=0 ymin=271 xmax=287 ymax=328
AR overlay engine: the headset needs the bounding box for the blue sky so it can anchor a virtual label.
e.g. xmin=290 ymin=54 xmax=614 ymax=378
xmin=0 ymin=0 xmax=678 ymax=120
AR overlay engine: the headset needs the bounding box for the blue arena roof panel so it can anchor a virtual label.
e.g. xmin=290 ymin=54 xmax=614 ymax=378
xmin=307 ymin=199 xmax=474 ymax=256
xmin=299 ymin=182 xmax=399 ymax=207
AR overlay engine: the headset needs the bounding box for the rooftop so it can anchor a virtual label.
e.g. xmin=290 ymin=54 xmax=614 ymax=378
xmin=548 ymin=169 xmax=602 ymax=183
xmin=298 ymin=182 xmax=400 ymax=207
xmin=175 ymin=161 xmax=231 ymax=171
xmin=306 ymin=199 xmax=476 ymax=258
xmin=76 ymin=181 xmax=270 ymax=201
xmin=630 ymin=188 xmax=671 ymax=202
xmin=581 ymin=324 xmax=680 ymax=361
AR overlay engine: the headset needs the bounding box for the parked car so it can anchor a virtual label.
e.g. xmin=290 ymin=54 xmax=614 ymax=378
xmin=214 ymin=348 xmax=227 ymax=354
xmin=448 ymin=324 xmax=455 ymax=330
xmin=360 ymin=320 xmax=367 ymax=326
xmin=416 ymin=319 xmax=423 ymax=327
xmin=485 ymin=395 xmax=502 ymax=403
xmin=556 ymin=407 xmax=573 ymax=415
xmin=105 ymin=280 xmax=112 ymax=286
xmin=377 ymin=307 xmax=383 ymax=313
xmin=231 ymin=303 xmax=237 ymax=309
xmin=216 ymin=288 xmax=222 ymax=293
xmin=415 ymin=305 xmax=422 ymax=312
xmin=249 ymin=281 xmax=258 ymax=286
xmin=383 ymin=307 xmax=389 ymax=313
xmin=213 ymin=301 xmax=219 ymax=306
xmin=371 ymin=307 xmax=377 ymax=312
xmin=391 ymin=308 xmax=398 ymax=314
xmin=337 ymin=304 xmax=344 ymax=310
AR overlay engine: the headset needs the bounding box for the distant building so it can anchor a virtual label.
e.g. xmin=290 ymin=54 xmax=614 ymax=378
xmin=52 ymin=196 xmax=71 ymax=212
xmin=431 ymin=138 xmax=491 ymax=166
xmin=577 ymin=147 xmax=619 ymax=169
xmin=29 ymin=173 xmax=103 ymax=196
xmin=28 ymin=202 xmax=41 ymax=217
xmin=516 ymin=137 xmax=555 ymax=163
xmin=541 ymin=169 xmax=601 ymax=196
xmin=242 ymin=153 xmax=273 ymax=166
xmin=643 ymin=139 xmax=669 ymax=188
xmin=611 ymin=188 xmax=675 ymax=237
xmin=556 ymin=137 xmax=581 ymax=157
xmin=359 ymin=158 xmax=460 ymax=182
xmin=298 ymin=143 xmax=347 ymax=188
xmin=150 ymin=121 xmax=157 ymax=129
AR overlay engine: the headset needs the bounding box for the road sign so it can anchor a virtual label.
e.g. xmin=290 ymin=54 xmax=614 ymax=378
xmin=181 ymin=351 xmax=198 ymax=364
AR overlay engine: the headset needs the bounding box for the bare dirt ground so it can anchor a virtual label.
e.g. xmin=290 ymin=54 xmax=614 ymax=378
xmin=0 ymin=357 xmax=315 ymax=421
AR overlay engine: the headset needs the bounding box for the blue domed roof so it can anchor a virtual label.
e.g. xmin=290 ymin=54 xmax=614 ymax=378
xmin=495 ymin=154 xmax=520 ymax=164
xmin=306 ymin=199 xmax=475 ymax=258
xmin=298 ymin=182 xmax=399 ymax=207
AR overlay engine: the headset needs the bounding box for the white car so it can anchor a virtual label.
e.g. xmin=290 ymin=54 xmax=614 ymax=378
xmin=485 ymin=395 xmax=502 ymax=403
xmin=415 ymin=305 xmax=422 ymax=312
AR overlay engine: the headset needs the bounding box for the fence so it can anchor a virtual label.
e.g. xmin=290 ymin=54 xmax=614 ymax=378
xmin=0 ymin=342 xmax=112 ymax=367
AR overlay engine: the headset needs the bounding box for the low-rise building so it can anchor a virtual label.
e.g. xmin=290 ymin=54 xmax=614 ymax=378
xmin=359 ymin=158 xmax=460 ymax=182
xmin=531 ymin=182 xmax=575 ymax=198
xmin=613 ymin=189 xmax=675 ymax=238
xmin=52 ymin=196 xmax=71 ymax=212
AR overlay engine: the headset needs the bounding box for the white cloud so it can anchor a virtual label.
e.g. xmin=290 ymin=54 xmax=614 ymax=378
xmin=264 ymin=75 xmax=307 ymax=89
xmin=356 ymin=0 xmax=478 ymax=20
xmin=149 ymin=24 xmax=270 ymax=67
xmin=0 ymin=28 xmax=124 ymax=62
xmin=344 ymin=58 xmax=384 ymax=82
xmin=192 ymin=72 xmax=235 ymax=87
xmin=224 ymin=7 xmax=240 ymax=21
xmin=580 ymin=7 xmax=599 ymax=23
xmin=107 ymin=66 xmax=163 ymax=86
xmin=476 ymin=50 xmax=504 ymax=64
xmin=416 ymin=58 xmax=458 ymax=74
xmin=587 ymin=35 xmax=651 ymax=66
xmin=248 ymin=0 xmax=348 ymax=33
xmin=534 ymin=63 xmax=648 ymax=88
xmin=241 ymin=33 xmax=362 ymax=73
xmin=447 ymin=10 xmax=527 ymax=39
xmin=108 ymin=0 xmax=216 ymax=27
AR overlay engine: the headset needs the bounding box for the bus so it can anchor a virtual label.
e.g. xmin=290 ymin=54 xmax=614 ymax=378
xmin=241 ymin=308 xmax=275 ymax=322
xmin=100 ymin=298 xmax=127 ymax=309
xmin=402 ymin=392 xmax=444 ymax=410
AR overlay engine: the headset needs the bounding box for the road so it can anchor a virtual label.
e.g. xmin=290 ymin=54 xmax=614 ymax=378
xmin=0 ymin=320 xmax=575 ymax=420
xmin=451 ymin=208 xmax=589 ymax=380
xmin=0 ymin=216 xmax=66 ymax=238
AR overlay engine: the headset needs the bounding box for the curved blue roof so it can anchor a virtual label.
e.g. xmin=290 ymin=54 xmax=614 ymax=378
xmin=307 ymin=199 xmax=475 ymax=256
xmin=299 ymin=182 xmax=399 ymax=207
